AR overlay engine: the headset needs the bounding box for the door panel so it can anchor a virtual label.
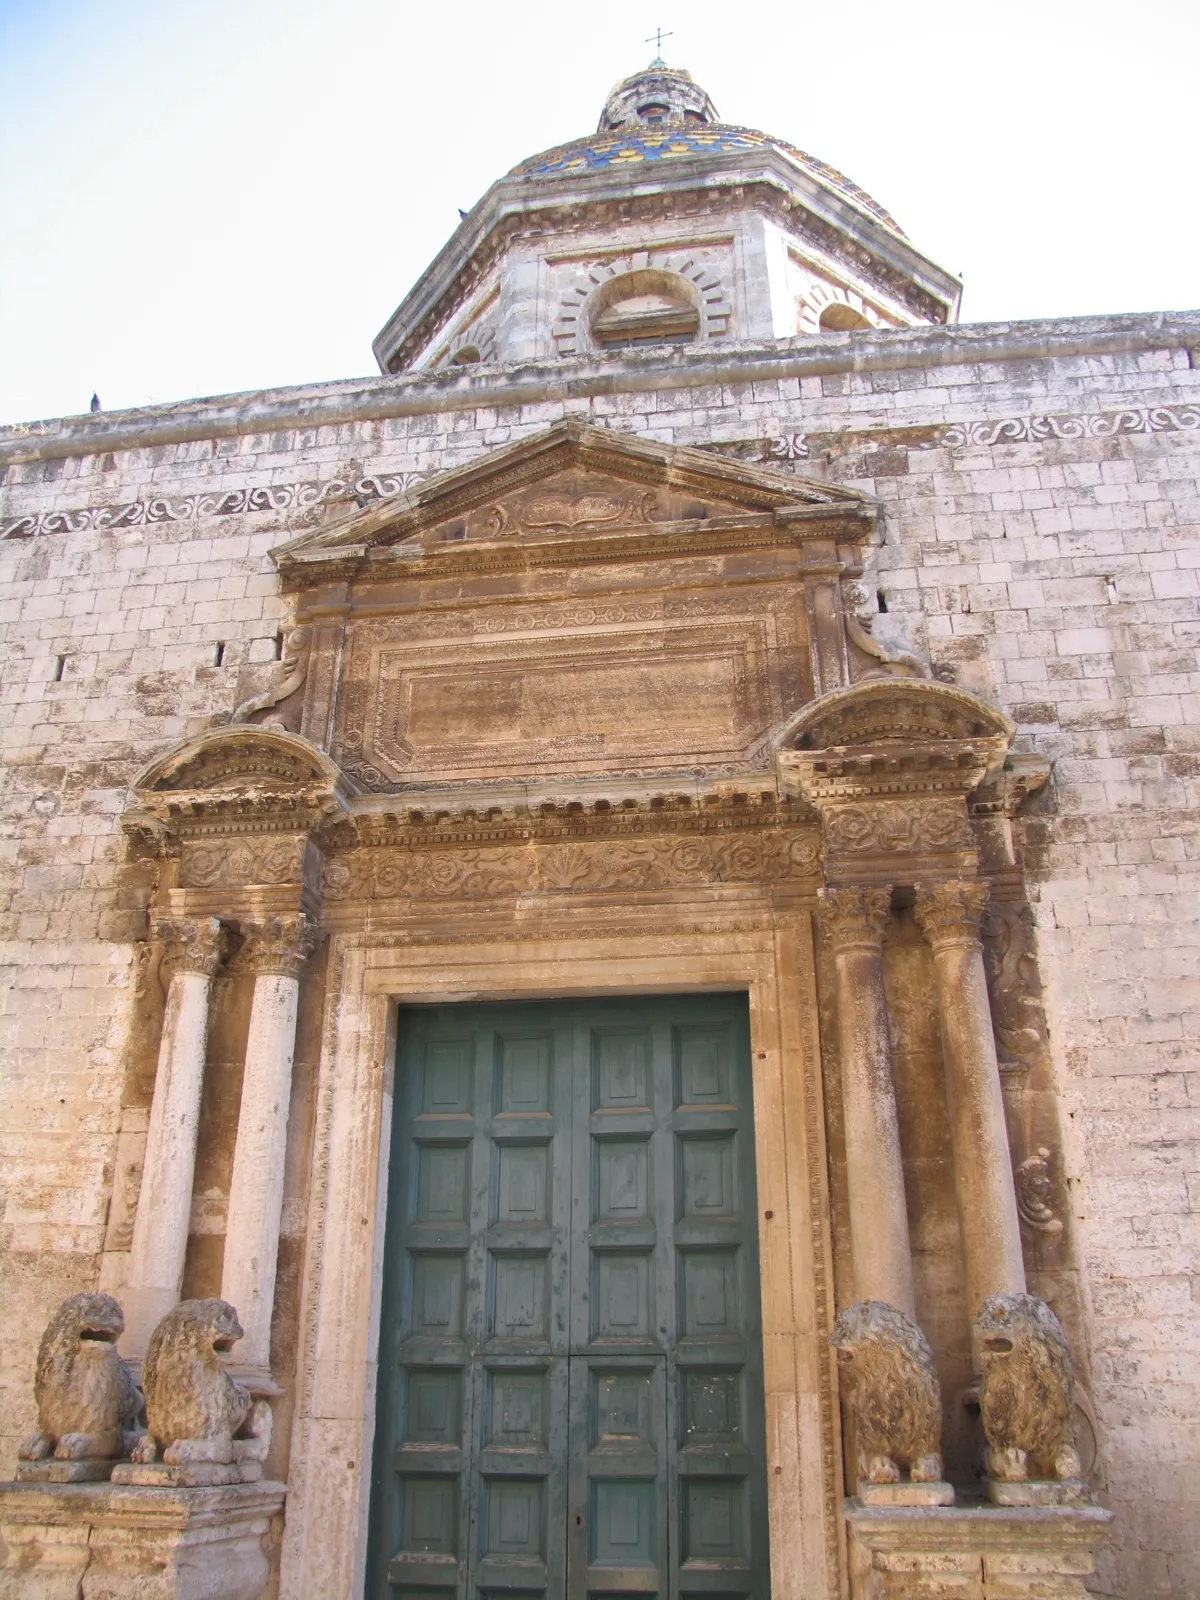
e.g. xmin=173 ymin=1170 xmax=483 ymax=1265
xmin=369 ymin=996 xmax=769 ymax=1600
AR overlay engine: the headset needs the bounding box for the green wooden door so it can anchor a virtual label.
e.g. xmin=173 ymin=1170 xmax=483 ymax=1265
xmin=368 ymin=996 xmax=770 ymax=1600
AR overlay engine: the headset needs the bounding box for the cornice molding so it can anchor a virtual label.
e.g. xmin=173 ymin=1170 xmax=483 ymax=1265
xmin=269 ymin=419 xmax=874 ymax=587
xmin=2 ymin=312 xmax=1196 ymax=472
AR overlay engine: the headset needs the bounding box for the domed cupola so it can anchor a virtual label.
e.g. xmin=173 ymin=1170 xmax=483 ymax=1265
xmin=597 ymin=65 xmax=718 ymax=131
xmin=372 ymin=65 xmax=961 ymax=375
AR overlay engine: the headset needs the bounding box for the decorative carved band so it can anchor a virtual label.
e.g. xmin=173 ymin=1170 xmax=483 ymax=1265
xmin=824 ymin=800 xmax=973 ymax=855
xmin=913 ymin=880 xmax=990 ymax=953
xmin=12 ymin=402 xmax=1200 ymax=545
xmin=816 ymin=886 xmax=892 ymax=952
xmin=181 ymin=835 xmax=312 ymax=890
xmin=152 ymin=914 xmax=225 ymax=979
xmin=1 ymin=473 xmax=427 ymax=542
xmin=239 ymin=913 xmax=321 ymax=978
xmin=940 ymin=404 xmax=1200 ymax=450
xmin=323 ymin=828 xmax=821 ymax=902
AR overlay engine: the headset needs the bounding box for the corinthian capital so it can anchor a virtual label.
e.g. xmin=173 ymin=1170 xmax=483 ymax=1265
xmin=240 ymin=913 xmax=320 ymax=978
xmin=152 ymin=914 xmax=225 ymax=979
xmin=817 ymin=886 xmax=892 ymax=953
xmin=914 ymin=880 xmax=990 ymax=953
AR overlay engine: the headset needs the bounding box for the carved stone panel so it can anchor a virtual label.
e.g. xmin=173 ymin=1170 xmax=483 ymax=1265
xmin=334 ymin=594 xmax=805 ymax=789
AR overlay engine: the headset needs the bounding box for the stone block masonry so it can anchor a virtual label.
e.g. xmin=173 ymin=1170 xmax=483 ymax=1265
xmin=1 ymin=311 xmax=1198 ymax=1598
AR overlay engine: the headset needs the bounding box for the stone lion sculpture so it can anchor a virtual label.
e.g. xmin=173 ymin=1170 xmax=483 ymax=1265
xmin=831 ymin=1300 xmax=944 ymax=1486
xmin=18 ymin=1292 xmax=142 ymax=1464
xmin=977 ymin=1292 xmax=1081 ymax=1482
xmin=130 ymin=1298 xmax=251 ymax=1466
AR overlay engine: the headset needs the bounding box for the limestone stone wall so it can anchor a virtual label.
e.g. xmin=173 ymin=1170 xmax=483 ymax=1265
xmin=1 ymin=311 xmax=1198 ymax=1597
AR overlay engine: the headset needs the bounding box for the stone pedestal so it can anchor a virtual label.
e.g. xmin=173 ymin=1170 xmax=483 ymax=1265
xmin=0 ymin=1480 xmax=284 ymax=1600
xmin=844 ymin=1501 xmax=1113 ymax=1600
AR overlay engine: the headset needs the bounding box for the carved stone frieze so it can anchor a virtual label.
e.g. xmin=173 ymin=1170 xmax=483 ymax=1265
xmin=824 ymin=800 xmax=973 ymax=856
xmin=322 ymin=828 xmax=820 ymax=903
xmin=913 ymin=880 xmax=989 ymax=953
xmin=941 ymin=403 xmax=1200 ymax=450
xmin=180 ymin=835 xmax=314 ymax=891
xmin=152 ymin=915 xmax=225 ymax=980
xmin=239 ymin=913 xmax=321 ymax=979
xmin=12 ymin=401 xmax=1200 ymax=548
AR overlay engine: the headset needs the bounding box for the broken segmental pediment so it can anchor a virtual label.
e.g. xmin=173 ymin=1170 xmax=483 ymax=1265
xmin=270 ymin=419 xmax=874 ymax=582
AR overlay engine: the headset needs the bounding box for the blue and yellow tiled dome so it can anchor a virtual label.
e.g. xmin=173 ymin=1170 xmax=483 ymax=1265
xmin=508 ymin=65 xmax=904 ymax=236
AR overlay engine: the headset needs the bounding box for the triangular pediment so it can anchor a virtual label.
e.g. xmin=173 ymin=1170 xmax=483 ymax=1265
xmin=271 ymin=420 xmax=874 ymax=581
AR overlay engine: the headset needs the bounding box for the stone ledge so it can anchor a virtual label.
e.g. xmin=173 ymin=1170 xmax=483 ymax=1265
xmin=844 ymin=1501 xmax=1114 ymax=1600
xmin=2 ymin=310 xmax=1197 ymax=467
xmin=0 ymin=1480 xmax=285 ymax=1600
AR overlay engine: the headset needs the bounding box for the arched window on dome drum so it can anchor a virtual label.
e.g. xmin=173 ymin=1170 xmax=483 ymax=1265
xmin=819 ymin=303 xmax=873 ymax=332
xmin=638 ymin=102 xmax=670 ymax=124
xmin=588 ymin=269 xmax=700 ymax=351
xmin=450 ymin=345 xmax=481 ymax=365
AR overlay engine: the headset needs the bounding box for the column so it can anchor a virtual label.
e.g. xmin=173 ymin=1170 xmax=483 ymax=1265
xmin=221 ymin=913 xmax=317 ymax=1376
xmin=818 ymin=886 xmax=916 ymax=1315
xmin=915 ymin=880 xmax=1025 ymax=1332
xmin=122 ymin=915 xmax=224 ymax=1358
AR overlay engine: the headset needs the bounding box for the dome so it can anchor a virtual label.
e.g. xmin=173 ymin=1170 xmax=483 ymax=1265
xmin=372 ymin=62 xmax=962 ymax=375
xmin=508 ymin=65 xmax=904 ymax=237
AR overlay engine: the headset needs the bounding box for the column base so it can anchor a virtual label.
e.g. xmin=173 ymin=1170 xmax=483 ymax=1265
xmin=0 ymin=1479 xmax=285 ymax=1600
xmin=844 ymin=1500 xmax=1113 ymax=1600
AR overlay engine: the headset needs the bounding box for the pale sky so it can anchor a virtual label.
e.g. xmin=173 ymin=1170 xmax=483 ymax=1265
xmin=1 ymin=0 xmax=1197 ymax=427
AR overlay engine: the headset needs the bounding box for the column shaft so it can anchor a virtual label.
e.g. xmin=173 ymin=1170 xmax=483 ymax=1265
xmin=122 ymin=917 xmax=223 ymax=1358
xmin=221 ymin=916 xmax=315 ymax=1374
xmin=916 ymin=881 xmax=1025 ymax=1330
xmin=819 ymin=888 xmax=915 ymax=1315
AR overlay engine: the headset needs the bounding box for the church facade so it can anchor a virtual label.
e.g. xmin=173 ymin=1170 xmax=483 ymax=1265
xmin=0 ymin=64 xmax=1197 ymax=1600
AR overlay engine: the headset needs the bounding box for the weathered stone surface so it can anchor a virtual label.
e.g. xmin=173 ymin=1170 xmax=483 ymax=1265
xmin=0 ymin=60 xmax=1196 ymax=1600
xmin=132 ymin=1301 xmax=251 ymax=1467
xmin=0 ymin=1480 xmax=283 ymax=1600
xmin=977 ymin=1293 xmax=1086 ymax=1504
xmin=832 ymin=1301 xmax=948 ymax=1495
xmin=17 ymin=1294 xmax=141 ymax=1470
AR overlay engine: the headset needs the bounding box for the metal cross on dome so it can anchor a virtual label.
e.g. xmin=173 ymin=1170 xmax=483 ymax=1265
xmin=644 ymin=26 xmax=674 ymax=64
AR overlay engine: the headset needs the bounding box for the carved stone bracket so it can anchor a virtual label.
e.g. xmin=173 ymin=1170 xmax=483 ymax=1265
xmin=1016 ymin=1147 xmax=1064 ymax=1237
xmin=231 ymin=627 xmax=312 ymax=726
